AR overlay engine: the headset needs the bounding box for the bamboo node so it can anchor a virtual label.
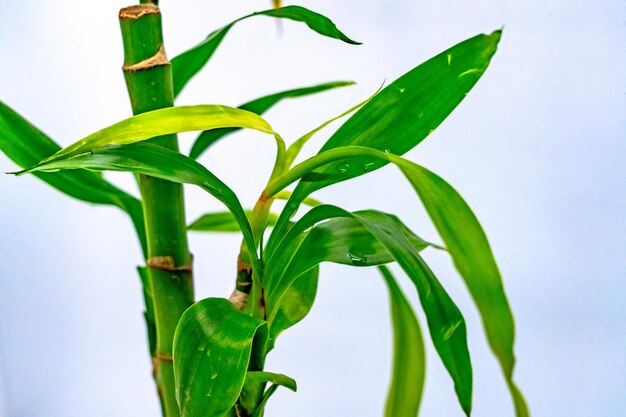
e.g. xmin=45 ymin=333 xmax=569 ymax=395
xmin=156 ymin=351 xmax=173 ymax=362
xmin=119 ymin=4 xmax=160 ymax=20
xmin=123 ymin=45 xmax=169 ymax=72
xmin=147 ymin=255 xmax=192 ymax=272
xmin=229 ymin=289 xmax=249 ymax=311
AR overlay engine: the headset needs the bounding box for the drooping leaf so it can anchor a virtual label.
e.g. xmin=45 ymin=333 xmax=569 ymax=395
xmin=171 ymin=6 xmax=360 ymax=96
xmin=245 ymin=371 xmax=297 ymax=392
xmin=379 ymin=265 xmax=425 ymax=417
xmin=173 ymin=298 xmax=268 ymax=417
xmin=20 ymin=142 xmax=260 ymax=276
xmin=0 ymin=100 xmax=147 ymax=255
xmin=264 ymin=145 xmax=527 ymax=415
xmin=352 ymin=210 xmax=472 ymax=415
xmin=264 ymin=205 xmax=430 ymax=314
xmin=264 ymin=204 xmax=471 ymax=413
xmin=189 ymin=81 xmax=354 ymax=160
xmin=268 ymin=30 xmax=501 ymax=250
xmin=20 ymin=105 xmax=280 ymax=168
xmin=189 ymin=210 xmax=280 ymax=233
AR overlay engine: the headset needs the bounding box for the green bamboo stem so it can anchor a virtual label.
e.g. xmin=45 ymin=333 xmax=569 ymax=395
xmin=119 ymin=5 xmax=193 ymax=417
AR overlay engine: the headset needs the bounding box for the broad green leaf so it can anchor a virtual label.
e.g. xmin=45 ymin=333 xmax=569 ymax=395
xmin=189 ymin=81 xmax=354 ymax=160
xmin=268 ymin=266 xmax=319 ymax=350
xmin=189 ymin=210 xmax=280 ymax=233
xmin=265 ymin=145 xmax=527 ymax=415
xmin=20 ymin=142 xmax=260 ymax=276
xmin=21 ymin=105 xmax=280 ymax=169
xmin=0 ymin=100 xmax=147 ymax=255
xmin=379 ymin=265 xmax=425 ymax=417
xmin=173 ymin=298 xmax=268 ymax=417
xmin=268 ymin=30 xmax=501 ymax=250
xmin=171 ymin=6 xmax=360 ymax=96
xmin=245 ymin=371 xmax=297 ymax=392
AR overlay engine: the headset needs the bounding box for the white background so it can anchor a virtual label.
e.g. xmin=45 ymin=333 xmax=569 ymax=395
xmin=0 ymin=0 xmax=624 ymax=416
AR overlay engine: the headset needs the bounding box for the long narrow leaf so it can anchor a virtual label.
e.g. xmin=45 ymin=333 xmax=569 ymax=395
xmin=20 ymin=105 xmax=280 ymax=168
xmin=245 ymin=371 xmax=297 ymax=392
xmin=0 ymin=100 xmax=147 ymax=255
xmin=379 ymin=265 xmax=425 ymax=417
xmin=171 ymin=6 xmax=360 ymax=96
xmin=188 ymin=210 xmax=280 ymax=233
xmin=189 ymin=81 xmax=354 ymax=160
xmin=19 ymin=142 xmax=260 ymax=277
xmin=264 ymin=145 xmax=528 ymax=415
xmin=267 ymin=30 xmax=501 ymax=252
xmin=173 ymin=298 xmax=268 ymax=417
xmin=264 ymin=205 xmax=471 ymax=413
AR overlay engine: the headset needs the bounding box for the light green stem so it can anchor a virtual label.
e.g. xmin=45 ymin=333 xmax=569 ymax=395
xmin=120 ymin=5 xmax=193 ymax=417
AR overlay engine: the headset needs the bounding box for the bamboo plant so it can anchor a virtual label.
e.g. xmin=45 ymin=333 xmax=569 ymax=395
xmin=0 ymin=2 xmax=529 ymax=417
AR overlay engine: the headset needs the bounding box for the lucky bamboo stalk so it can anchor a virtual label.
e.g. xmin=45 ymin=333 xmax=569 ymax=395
xmin=119 ymin=5 xmax=193 ymax=417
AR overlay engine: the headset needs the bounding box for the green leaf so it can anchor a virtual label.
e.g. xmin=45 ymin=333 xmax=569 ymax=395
xmin=268 ymin=266 xmax=319 ymax=350
xmin=20 ymin=105 xmax=279 ymax=168
xmin=267 ymin=30 xmax=501 ymax=250
xmin=171 ymin=6 xmax=360 ymax=96
xmin=351 ymin=210 xmax=472 ymax=415
xmin=173 ymin=298 xmax=268 ymax=417
xmin=264 ymin=145 xmax=527 ymax=415
xmin=264 ymin=205 xmax=430 ymax=315
xmin=189 ymin=81 xmax=354 ymax=160
xmin=378 ymin=265 xmax=425 ymax=417
xmin=0 ymin=100 xmax=148 ymax=256
xmin=21 ymin=142 xmax=260 ymax=277
xmin=245 ymin=371 xmax=297 ymax=392
xmin=283 ymin=86 xmax=377 ymax=168
xmin=189 ymin=210 xmax=280 ymax=233
xmin=264 ymin=205 xmax=471 ymax=413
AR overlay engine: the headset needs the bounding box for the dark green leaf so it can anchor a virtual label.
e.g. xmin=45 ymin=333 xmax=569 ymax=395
xmin=0 ymin=100 xmax=147 ymax=255
xmin=245 ymin=371 xmax=297 ymax=392
xmin=173 ymin=298 xmax=268 ymax=417
xmin=378 ymin=265 xmax=425 ymax=417
xmin=268 ymin=30 xmax=501 ymax=250
xmin=189 ymin=81 xmax=354 ymax=160
xmin=171 ymin=6 xmax=359 ymax=96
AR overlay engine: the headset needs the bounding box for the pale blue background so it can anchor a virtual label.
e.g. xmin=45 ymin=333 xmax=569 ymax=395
xmin=0 ymin=0 xmax=624 ymax=416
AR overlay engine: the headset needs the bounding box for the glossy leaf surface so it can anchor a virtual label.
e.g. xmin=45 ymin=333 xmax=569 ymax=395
xmin=24 ymin=105 xmax=278 ymax=168
xmin=379 ymin=266 xmax=425 ymax=417
xmin=171 ymin=6 xmax=359 ymax=96
xmin=173 ymin=298 xmax=268 ymax=417
xmin=269 ymin=30 xmax=501 ymax=247
xmin=352 ymin=211 xmax=472 ymax=414
xmin=189 ymin=81 xmax=354 ymax=160
xmin=0 ymin=100 xmax=147 ymax=255
xmin=265 ymin=145 xmax=527 ymax=414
